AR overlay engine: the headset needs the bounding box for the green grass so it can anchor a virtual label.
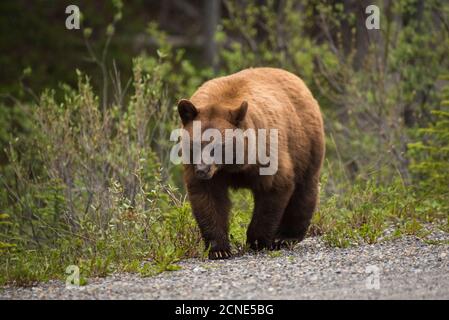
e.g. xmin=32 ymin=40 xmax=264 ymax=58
xmin=268 ymin=251 xmax=283 ymax=258
xmin=1 ymin=177 xmax=447 ymax=286
xmin=310 ymin=176 xmax=448 ymax=248
xmin=0 ymin=196 xmax=202 ymax=286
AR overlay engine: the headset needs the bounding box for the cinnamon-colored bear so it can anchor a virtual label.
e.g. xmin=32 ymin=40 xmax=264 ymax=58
xmin=177 ymin=67 xmax=325 ymax=259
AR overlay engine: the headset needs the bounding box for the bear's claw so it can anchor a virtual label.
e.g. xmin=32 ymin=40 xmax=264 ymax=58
xmin=209 ymin=249 xmax=232 ymax=260
xmin=247 ymin=238 xmax=274 ymax=251
xmin=247 ymin=238 xmax=298 ymax=251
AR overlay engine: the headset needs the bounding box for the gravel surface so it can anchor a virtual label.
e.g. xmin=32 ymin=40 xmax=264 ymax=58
xmin=1 ymin=235 xmax=448 ymax=300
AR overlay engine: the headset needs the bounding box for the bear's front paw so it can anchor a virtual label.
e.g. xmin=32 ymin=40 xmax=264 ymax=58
xmin=208 ymin=248 xmax=232 ymax=260
xmin=247 ymin=238 xmax=274 ymax=251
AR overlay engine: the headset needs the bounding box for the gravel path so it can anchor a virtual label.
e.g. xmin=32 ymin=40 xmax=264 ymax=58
xmin=1 ymin=235 xmax=448 ymax=300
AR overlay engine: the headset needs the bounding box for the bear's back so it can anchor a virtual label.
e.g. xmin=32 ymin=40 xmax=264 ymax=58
xmin=192 ymin=68 xmax=321 ymax=137
xmin=191 ymin=68 xmax=319 ymax=118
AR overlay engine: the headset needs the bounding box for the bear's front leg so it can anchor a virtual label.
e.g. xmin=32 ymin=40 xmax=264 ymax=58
xmin=187 ymin=181 xmax=232 ymax=260
xmin=247 ymin=185 xmax=294 ymax=251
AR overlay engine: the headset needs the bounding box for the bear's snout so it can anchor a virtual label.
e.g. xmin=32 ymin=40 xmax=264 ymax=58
xmin=194 ymin=164 xmax=212 ymax=180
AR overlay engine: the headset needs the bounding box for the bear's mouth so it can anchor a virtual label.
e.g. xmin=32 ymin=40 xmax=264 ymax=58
xmin=196 ymin=173 xmax=213 ymax=180
xmin=194 ymin=164 xmax=218 ymax=180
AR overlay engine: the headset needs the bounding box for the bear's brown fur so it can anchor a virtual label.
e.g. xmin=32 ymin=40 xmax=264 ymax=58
xmin=178 ymin=67 xmax=325 ymax=259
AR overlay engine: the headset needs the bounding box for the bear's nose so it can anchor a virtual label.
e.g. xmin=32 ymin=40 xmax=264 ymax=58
xmin=195 ymin=164 xmax=211 ymax=179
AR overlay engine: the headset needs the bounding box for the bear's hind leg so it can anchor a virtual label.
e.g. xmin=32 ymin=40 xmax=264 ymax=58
xmin=276 ymin=174 xmax=319 ymax=247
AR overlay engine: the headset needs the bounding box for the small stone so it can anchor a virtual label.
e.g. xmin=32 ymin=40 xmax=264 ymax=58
xmin=193 ymin=267 xmax=206 ymax=273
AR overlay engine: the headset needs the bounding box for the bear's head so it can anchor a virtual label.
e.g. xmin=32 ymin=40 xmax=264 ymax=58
xmin=177 ymin=99 xmax=248 ymax=180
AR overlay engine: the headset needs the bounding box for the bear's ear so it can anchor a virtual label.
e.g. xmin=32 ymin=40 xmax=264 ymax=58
xmin=230 ymin=101 xmax=248 ymax=125
xmin=178 ymin=99 xmax=198 ymax=125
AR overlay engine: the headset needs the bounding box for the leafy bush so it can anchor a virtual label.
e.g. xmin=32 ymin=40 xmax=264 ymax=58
xmin=217 ymin=0 xmax=449 ymax=188
xmin=408 ymin=75 xmax=449 ymax=216
xmin=0 ymin=57 xmax=203 ymax=285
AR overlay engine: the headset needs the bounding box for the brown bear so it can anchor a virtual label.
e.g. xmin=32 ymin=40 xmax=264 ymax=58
xmin=177 ymin=67 xmax=325 ymax=259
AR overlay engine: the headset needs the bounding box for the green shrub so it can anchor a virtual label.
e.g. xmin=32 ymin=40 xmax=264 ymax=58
xmin=408 ymin=75 xmax=449 ymax=217
xmin=0 ymin=56 xmax=203 ymax=285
